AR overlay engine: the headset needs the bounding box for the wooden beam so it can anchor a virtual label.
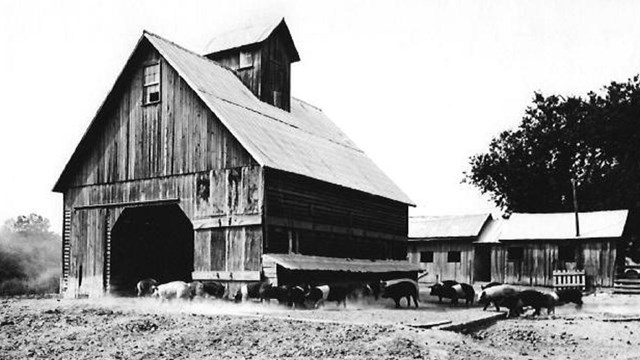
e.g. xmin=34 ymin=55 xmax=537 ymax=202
xmin=74 ymin=198 xmax=180 ymax=210
xmin=192 ymin=270 xmax=260 ymax=281
xmin=192 ymin=214 xmax=262 ymax=230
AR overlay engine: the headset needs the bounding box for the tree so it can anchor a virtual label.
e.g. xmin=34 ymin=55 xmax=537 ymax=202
xmin=465 ymin=76 xmax=640 ymax=214
xmin=0 ymin=214 xmax=60 ymax=294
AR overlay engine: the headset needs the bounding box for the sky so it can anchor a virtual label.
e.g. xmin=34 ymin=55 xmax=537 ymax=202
xmin=2 ymin=0 xmax=640 ymax=234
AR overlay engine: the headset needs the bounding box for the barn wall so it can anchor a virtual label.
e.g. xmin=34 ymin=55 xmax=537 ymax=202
xmin=492 ymin=240 xmax=617 ymax=287
xmin=264 ymin=169 xmax=408 ymax=260
xmin=64 ymin=45 xmax=254 ymax=188
xmin=59 ymin=43 xmax=267 ymax=297
xmin=408 ymin=241 xmax=474 ymax=284
xmin=63 ymin=167 xmax=263 ymax=297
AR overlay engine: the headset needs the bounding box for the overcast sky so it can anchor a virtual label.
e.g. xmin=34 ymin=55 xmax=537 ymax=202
xmin=2 ymin=0 xmax=640 ymax=233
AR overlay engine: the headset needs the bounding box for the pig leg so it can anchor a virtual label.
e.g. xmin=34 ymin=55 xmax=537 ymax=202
xmin=393 ymin=297 xmax=401 ymax=308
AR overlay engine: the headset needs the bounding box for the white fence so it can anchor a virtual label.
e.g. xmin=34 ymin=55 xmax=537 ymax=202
xmin=553 ymin=269 xmax=585 ymax=291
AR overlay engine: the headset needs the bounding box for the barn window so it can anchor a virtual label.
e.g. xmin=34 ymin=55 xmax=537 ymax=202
xmin=143 ymin=63 xmax=160 ymax=104
xmin=420 ymin=251 xmax=434 ymax=263
xmin=558 ymin=245 xmax=576 ymax=262
xmin=239 ymin=51 xmax=253 ymax=69
xmin=447 ymin=251 xmax=461 ymax=263
xmin=507 ymin=247 xmax=524 ymax=261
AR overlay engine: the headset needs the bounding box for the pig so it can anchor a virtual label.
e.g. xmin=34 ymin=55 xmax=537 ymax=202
xmin=200 ymin=281 xmax=226 ymax=298
xmin=135 ymin=278 xmax=158 ymax=297
xmin=499 ymin=295 xmax=525 ymax=318
xmin=153 ymin=281 xmax=191 ymax=301
xmin=481 ymin=282 xmax=502 ymax=290
xmin=517 ymin=289 xmax=554 ymax=316
xmin=556 ymin=289 xmax=583 ymax=306
xmin=429 ymin=281 xmax=475 ymax=305
xmin=478 ymin=284 xmax=519 ymax=311
xmin=306 ymin=284 xmax=349 ymax=308
xmin=259 ymin=284 xmax=290 ymax=304
xmin=287 ymin=285 xmax=307 ymax=309
xmin=235 ymin=281 xmax=270 ymax=302
xmin=544 ymin=292 xmax=560 ymax=315
xmin=381 ymin=279 xmax=419 ymax=308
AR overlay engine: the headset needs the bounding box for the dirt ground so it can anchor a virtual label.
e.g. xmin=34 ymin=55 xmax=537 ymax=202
xmin=1 ymin=291 xmax=639 ymax=359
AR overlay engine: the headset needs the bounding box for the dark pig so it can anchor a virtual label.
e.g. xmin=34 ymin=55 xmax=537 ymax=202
xmin=556 ymin=289 xmax=583 ymax=306
xmin=518 ymin=289 xmax=554 ymax=316
xmin=135 ymin=278 xmax=158 ymax=297
xmin=381 ymin=279 xmax=419 ymax=308
xmin=287 ymin=285 xmax=307 ymax=309
xmin=201 ymin=281 xmax=226 ymax=298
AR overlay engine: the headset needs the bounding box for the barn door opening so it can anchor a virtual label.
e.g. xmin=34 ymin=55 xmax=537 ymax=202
xmin=110 ymin=204 xmax=193 ymax=296
xmin=474 ymin=245 xmax=492 ymax=282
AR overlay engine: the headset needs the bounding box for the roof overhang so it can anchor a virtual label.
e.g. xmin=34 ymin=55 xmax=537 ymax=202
xmin=263 ymin=253 xmax=420 ymax=273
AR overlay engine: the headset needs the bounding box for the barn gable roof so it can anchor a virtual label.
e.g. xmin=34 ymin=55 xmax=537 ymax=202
xmin=54 ymin=31 xmax=412 ymax=205
xmin=203 ymin=18 xmax=300 ymax=62
xmin=408 ymin=213 xmax=492 ymax=240
xmin=500 ymin=210 xmax=629 ymax=241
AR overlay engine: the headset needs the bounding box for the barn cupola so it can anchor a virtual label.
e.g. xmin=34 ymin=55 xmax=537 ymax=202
xmin=204 ymin=18 xmax=300 ymax=112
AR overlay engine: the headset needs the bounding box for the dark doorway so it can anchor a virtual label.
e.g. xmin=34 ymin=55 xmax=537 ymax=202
xmin=110 ymin=204 xmax=193 ymax=296
xmin=474 ymin=245 xmax=492 ymax=282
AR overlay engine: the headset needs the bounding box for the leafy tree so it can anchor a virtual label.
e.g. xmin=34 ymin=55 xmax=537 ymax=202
xmin=0 ymin=214 xmax=60 ymax=295
xmin=465 ymin=76 xmax=640 ymax=214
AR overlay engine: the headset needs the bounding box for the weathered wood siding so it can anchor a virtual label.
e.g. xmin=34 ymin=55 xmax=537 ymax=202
xmin=491 ymin=240 xmax=617 ymax=287
xmin=260 ymin=28 xmax=292 ymax=111
xmin=61 ymin=43 xmax=263 ymax=297
xmin=63 ymin=44 xmax=254 ymax=188
xmin=408 ymin=241 xmax=474 ymax=284
xmin=264 ymin=169 xmax=408 ymax=260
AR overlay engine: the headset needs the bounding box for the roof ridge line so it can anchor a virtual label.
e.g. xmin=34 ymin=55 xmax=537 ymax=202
xmin=292 ymin=96 xmax=323 ymax=112
xmin=143 ymin=30 xmax=244 ymax=79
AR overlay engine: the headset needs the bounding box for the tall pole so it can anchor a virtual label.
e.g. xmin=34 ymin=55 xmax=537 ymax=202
xmin=572 ymin=179 xmax=580 ymax=237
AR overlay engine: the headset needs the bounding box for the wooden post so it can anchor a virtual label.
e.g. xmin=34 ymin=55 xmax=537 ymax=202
xmin=572 ymin=179 xmax=580 ymax=237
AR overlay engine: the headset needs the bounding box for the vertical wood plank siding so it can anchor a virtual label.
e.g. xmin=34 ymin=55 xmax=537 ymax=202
xmin=491 ymin=240 xmax=617 ymax=287
xmin=61 ymin=45 xmax=263 ymax=297
xmin=408 ymin=241 xmax=474 ymax=284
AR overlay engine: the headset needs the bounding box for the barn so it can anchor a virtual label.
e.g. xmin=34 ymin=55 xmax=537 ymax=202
xmin=53 ymin=19 xmax=414 ymax=298
xmin=490 ymin=210 xmax=629 ymax=288
xmin=407 ymin=214 xmax=498 ymax=285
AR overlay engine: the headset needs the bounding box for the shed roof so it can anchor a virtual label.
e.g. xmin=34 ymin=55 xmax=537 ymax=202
xmin=408 ymin=214 xmax=492 ymax=239
xmin=500 ymin=210 xmax=629 ymax=240
xmin=263 ymin=253 xmax=420 ymax=273
xmin=53 ymin=31 xmax=412 ymax=205
xmin=203 ymin=18 xmax=300 ymax=62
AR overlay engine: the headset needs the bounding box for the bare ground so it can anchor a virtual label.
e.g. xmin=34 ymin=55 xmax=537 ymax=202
xmin=1 ymin=291 xmax=639 ymax=359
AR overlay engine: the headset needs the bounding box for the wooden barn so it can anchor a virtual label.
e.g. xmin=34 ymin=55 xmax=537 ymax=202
xmin=53 ymin=19 xmax=414 ymax=298
xmin=407 ymin=214 xmax=498 ymax=285
xmin=490 ymin=210 xmax=629 ymax=288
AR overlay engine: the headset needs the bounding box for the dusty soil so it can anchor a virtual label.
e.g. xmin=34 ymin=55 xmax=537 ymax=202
xmin=0 ymin=291 xmax=639 ymax=359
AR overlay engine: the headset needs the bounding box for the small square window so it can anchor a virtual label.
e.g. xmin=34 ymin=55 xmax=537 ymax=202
xmin=239 ymin=51 xmax=253 ymax=69
xmin=507 ymin=247 xmax=524 ymax=261
xmin=558 ymin=245 xmax=576 ymax=262
xmin=143 ymin=63 xmax=160 ymax=105
xmin=420 ymin=251 xmax=434 ymax=263
xmin=447 ymin=251 xmax=461 ymax=263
